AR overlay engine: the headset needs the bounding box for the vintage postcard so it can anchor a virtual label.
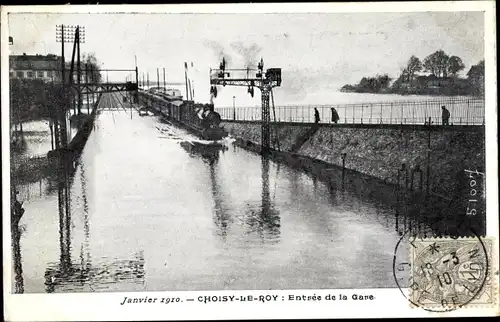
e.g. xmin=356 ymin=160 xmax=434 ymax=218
xmin=2 ymin=2 xmax=498 ymax=320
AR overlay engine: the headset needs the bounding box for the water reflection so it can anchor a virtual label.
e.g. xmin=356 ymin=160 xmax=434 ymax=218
xmin=390 ymin=174 xmax=474 ymax=238
xmin=45 ymin=155 xmax=76 ymax=292
xmin=242 ymin=157 xmax=281 ymax=243
xmin=180 ymin=142 xmax=281 ymax=244
xmin=207 ymin=150 xmax=231 ymax=240
xmin=80 ymin=164 xmax=91 ymax=279
xmin=12 ymin=220 xmax=24 ymax=294
xmin=45 ymin=252 xmax=145 ymax=293
xmin=43 ymin=156 xmax=146 ymax=293
xmin=180 ymin=142 xmax=233 ymax=240
xmin=280 ymin=153 xmax=473 ymax=239
xmin=34 ymin=109 xmax=147 ymax=293
xmin=58 ymin=157 xmax=72 ymax=272
xmin=359 ymin=178 xmax=434 ymax=238
xmin=325 ymin=175 xmax=342 ymax=206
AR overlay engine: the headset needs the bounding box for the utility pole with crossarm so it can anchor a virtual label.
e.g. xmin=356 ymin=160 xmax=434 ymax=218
xmin=209 ymin=58 xmax=282 ymax=155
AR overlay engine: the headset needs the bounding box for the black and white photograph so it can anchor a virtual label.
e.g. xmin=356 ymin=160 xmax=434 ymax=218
xmin=2 ymin=2 xmax=498 ymax=320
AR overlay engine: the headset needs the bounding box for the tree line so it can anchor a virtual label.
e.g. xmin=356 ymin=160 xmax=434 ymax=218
xmin=76 ymin=53 xmax=103 ymax=83
xmin=403 ymin=50 xmax=465 ymax=80
xmin=341 ymin=74 xmax=393 ymax=93
xmin=341 ymin=50 xmax=484 ymax=96
xmin=10 ymin=52 xmax=103 ymax=124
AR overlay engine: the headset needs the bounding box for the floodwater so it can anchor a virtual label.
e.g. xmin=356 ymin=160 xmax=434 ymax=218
xmin=142 ymin=83 xmax=477 ymax=106
xmin=14 ymin=103 xmax=94 ymax=158
xmin=12 ymin=94 xmax=428 ymax=293
xmin=14 ymin=120 xmax=54 ymax=157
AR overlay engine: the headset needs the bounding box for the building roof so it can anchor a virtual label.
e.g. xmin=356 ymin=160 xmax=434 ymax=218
xmin=169 ymin=100 xmax=183 ymax=107
xmin=467 ymin=65 xmax=484 ymax=78
xmin=10 ymin=54 xmax=62 ymax=71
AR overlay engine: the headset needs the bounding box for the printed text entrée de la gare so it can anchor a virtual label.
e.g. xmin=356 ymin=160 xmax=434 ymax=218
xmin=120 ymin=294 xmax=375 ymax=305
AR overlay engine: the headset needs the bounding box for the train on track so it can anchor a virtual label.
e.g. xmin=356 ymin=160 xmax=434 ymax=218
xmin=137 ymin=87 xmax=227 ymax=141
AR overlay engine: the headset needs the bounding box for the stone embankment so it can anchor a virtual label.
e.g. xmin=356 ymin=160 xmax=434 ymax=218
xmin=221 ymin=121 xmax=485 ymax=199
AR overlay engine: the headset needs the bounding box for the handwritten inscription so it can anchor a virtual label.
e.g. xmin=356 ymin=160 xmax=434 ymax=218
xmin=464 ymin=169 xmax=485 ymax=217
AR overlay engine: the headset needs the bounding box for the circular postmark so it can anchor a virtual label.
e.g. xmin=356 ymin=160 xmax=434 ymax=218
xmin=393 ymin=229 xmax=491 ymax=313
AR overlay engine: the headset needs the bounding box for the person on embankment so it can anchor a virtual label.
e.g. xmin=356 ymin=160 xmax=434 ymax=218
xmin=441 ymin=105 xmax=450 ymax=125
xmin=331 ymin=107 xmax=340 ymax=124
xmin=314 ymin=108 xmax=320 ymax=123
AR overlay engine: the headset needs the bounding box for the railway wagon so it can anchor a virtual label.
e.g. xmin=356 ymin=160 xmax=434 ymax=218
xmin=138 ymin=90 xmax=227 ymax=140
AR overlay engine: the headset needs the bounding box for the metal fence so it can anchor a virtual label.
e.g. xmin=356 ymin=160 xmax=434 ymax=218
xmin=216 ymin=96 xmax=485 ymax=125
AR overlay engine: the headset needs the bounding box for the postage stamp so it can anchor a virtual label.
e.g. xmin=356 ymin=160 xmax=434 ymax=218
xmin=409 ymin=237 xmax=495 ymax=311
xmin=394 ymin=233 xmax=496 ymax=313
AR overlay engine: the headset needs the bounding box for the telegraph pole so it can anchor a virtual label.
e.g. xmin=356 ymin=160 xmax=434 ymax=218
xmin=184 ymin=62 xmax=189 ymax=100
xmin=135 ymin=56 xmax=139 ymax=104
xmin=85 ymin=63 xmax=90 ymax=114
xmin=147 ymin=72 xmax=150 ymax=107
xmin=233 ymin=96 xmax=236 ymax=120
xmin=57 ymin=25 xmax=65 ymax=149
xmin=8 ymin=36 xmax=19 ymax=141
xmin=76 ymin=27 xmax=82 ymax=115
xmin=188 ymin=80 xmax=193 ymax=101
xmin=130 ymin=74 xmax=133 ymax=120
xmin=163 ymin=68 xmax=166 ymax=92
xmin=57 ymin=25 xmax=85 ymax=117
xmin=55 ymin=25 xmax=68 ymax=148
xmin=157 ymin=68 xmax=160 ymax=90
xmin=56 ymin=24 xmax=87 ymax=260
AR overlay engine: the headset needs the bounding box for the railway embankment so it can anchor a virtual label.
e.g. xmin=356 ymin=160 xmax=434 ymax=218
xmin=221 ymin=121 xmax=485 ymax=200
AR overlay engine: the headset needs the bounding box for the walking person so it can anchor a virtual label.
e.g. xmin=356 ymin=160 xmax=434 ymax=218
xmin=314 ymin=108 xmax=320 ymax=124
xmin=441 ymin=105 xmax=450 ymax=125
xmin=331 ymin=107 xmax=340 ymax=124
xmin=48 ymin=119 xmax=54 ymax=150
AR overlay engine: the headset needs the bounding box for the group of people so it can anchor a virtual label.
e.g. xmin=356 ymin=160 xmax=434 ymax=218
xmin=312 ymin=105 xmax=451 ymax=125
xmin=314 ymin=107 xmax=339 ymax=124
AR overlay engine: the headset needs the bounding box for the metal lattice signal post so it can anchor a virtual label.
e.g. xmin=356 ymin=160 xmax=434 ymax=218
xmin=209 ymin=58 xmax=282 ymax=155
xmin=261 ymin=89 xmax=271 ymax=150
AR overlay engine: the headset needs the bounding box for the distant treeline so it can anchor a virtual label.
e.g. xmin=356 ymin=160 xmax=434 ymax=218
xmin=341 ymin=50 xmax=485 ymax=97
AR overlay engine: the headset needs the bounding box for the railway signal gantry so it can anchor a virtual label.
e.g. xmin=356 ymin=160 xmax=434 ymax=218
xmin=209 ymin=58 xmax=282 ymax=154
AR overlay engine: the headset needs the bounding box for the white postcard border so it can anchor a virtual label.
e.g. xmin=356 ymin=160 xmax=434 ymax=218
xmin=2 ymin=2 xmax=498 ymax=320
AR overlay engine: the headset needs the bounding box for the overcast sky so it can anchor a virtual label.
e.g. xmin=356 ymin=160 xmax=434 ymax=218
xmin=8 ymin=11 xmax=484 ymax=106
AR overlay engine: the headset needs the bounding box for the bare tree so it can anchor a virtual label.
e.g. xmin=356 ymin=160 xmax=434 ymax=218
xmin=82 ymin=53 xmax=102 ymax=83
xmin=405 ymin=55 xmax=422 ymax=82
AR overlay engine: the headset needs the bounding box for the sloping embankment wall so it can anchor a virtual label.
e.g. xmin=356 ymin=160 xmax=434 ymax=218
xmin=221 ymin=121 xmax=485 ymax=199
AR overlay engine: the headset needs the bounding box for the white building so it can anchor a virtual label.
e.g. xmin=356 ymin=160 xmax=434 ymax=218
xmin=9 ymin=53 xmax=63 ymax=82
